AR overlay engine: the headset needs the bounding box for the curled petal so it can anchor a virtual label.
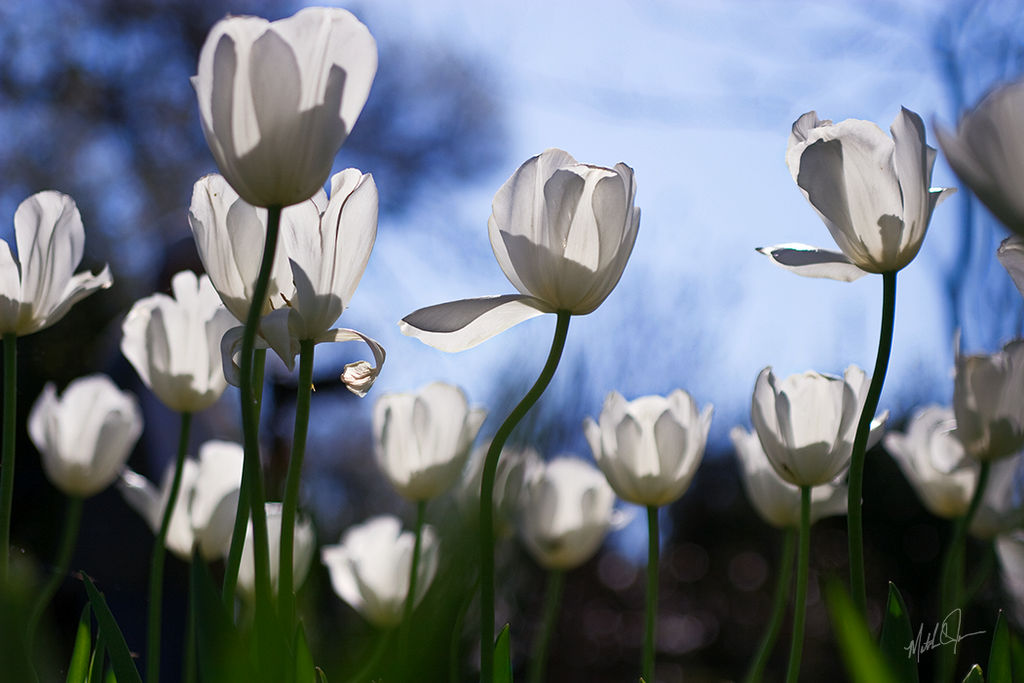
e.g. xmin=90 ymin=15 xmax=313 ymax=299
xmin=314 ymin=327 xmax=386 ymax=397
xmin=399 ymin=294 xmax=551 ymax=352
xmin=756 ymin=243 xmax=868 ymax=282
xmin=219 ymin=324 xmax=271 ymax=387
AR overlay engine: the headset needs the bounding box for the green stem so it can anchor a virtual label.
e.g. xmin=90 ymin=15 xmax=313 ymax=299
xmin=480 ymin=311 xmax=571 ymax=683
xmin=1 ymin=333 xmax=17 ymax=583
xmin=745 ymin=527 xmax=797 ymax=683
xmin=146 ymin=411 xmax=192 ymax=683
xmin=27 ymin=495 xmax=84 ymax=657
xmin=527 ymin=569 xmax=564 ymax=683
xmin=348 ymin=630 xmax=392 ymax=683
xmin=449 ymin=576 xmax=480 ymax=683
xmin=237 ymin=207 xmax=281 ymax=618
xmin=963 ymin=540 xmax=996 ymax=606
xmin=936 ymin=460 xmax=990 ymax=683
xmin=184 ymin=560 xmax=197 ymax=683
xmin=279 ymin=339 xmax=315 ymax=626
xmin=400 ymin=500 xmax=427 ymax=658
xmin=847 ymin=270 xmax=896 ymax=615
xmin=785 ymin=486 xmax=811 ymax=683
xmin=223 ymin=348 xmax=267 ymax=606
xmin=642 ymin=505 xmax=659 ymax=682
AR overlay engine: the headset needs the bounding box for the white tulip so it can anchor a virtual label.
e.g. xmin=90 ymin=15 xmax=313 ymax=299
xmin=193 ymin=8 xmax=376 ymax=208
xmin=321 ymin=515 xmax=439 ymax=629
xmin=760 ymin=108 xmax=954 ymax=280
xmin=400 ymin=148 xmax=640 ymax=351
xmin=953 ymin=339 xmax=1024 ymax=462
xmin=969 ymin=454 xmax=1024 ymax=540
xmin=373 ymin=382 xmax=486 ymax=501
xmin=750 ymin=366 xmax=887 ymax=487
xmin=519 ymin=456 xmax=617 ymax=571
xmin=237 ymin=502 xmax=314 ymax=598
xmin=0 ymin=191 xmax=111 ymax=336
xmin=937 ymin=79 xmax=1024 ymax=236
xmin=884 ymin=406 xmax=979 ymax=519
xmin=584 ymin=390 xmax=711 ymax=507
xmin=219 ymin=170 xmax=385 ymax=396
xmin=121 ymin=270 xmax=236 ymax=413
xmin=460 ymin=441 xmax=540 ymax=537
xmin=731 ymin=426 xmax=847 ymax=528
xmin=28 ymin=375 xmax=141 ymax=498
xmin=119 ymin=440 xmax=243 ymax=561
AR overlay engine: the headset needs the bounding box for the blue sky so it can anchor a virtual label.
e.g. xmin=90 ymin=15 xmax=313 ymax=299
xmin=311 ymin=0 xmax=1012 ymax=453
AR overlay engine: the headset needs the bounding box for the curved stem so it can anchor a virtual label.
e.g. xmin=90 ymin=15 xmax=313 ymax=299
xmin=279 ymin=339 xmax=315 ymax=627
xmin=745 ymin=527 xmax=797 ymax=683
xmin=222 ymin=348 xmax=267 ymax=607
xmin=936 ymin=460 xmax=990 ymax=683
xmin=480 ymin=311 xmax=571 ymax=683
xmin=237 ymin=207 xmax=281 ymax=617
xmin=1 ymin=333 xmax=17 ymax=583
xmin=527 ymin=569 xmax=564 ymax=683
xmin=146 ymin=411 xmax=192 ymax=683
xmin=847 ymin=270 xmax=896 ymax=615
xmin=400 ymin=500 xmax=427 ymax=658
xmin=642 ymin=505 xmax=659 ymax=682
xmin=27 ymin=494 xmax=84 ymax=657
xmin=785 ymin=486 xmax=811 ymax=683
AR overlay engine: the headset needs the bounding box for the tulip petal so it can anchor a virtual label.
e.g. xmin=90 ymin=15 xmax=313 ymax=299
xmin=399 ymin=294 xmax=550 ymax=352
xmin=756 ymin=243 xmax=867 ymax=282
xmin=999 ymin=235 xmax=1024 ymax=298
xmin=314 ymin=326 xmax=386 ymax=397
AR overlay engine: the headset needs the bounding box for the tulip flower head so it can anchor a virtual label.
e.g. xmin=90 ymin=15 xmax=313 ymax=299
xmin=373 ymin=382 xmax=487 ymax=501
xmin=953 ymin=339 xmax=1024 ymax=462
xmin=321 ymin=515 xmax=439 ymax=629
xmin=237 ymin=502 xmax=315 ymax=598
xmin=750 ymin=366 xmax=887 ymax=488
xmin=119 ymin=440 xmax=243 ymax=561
xmin=121 ymin=270 xmax=236 ymax=413
xmin=400 ymin=148 xmax=640 ymax=351
xmin=730 ymin=426 xmax=847 ymax=528
xmin=0 ymin=191 xmax=112 ymax=336
xmin=584 ymin=390 xmax=712 ymax=507
xmin=28 ymin=375 xmax=142 ymax=498
xmin=937 ymin=79 xmax=1024 ymax=236
xmin=760 ymin=108 xmax=954 ymax=280
xmin=519 ymin=456 xmax=618 ymax=571
xmin=460 ymin=441 xmax=540 ymax=537
xmin=970 ymin=454 xmax=1024 ymax=539
xmin=883 ymin=406 xmax=979 ymax=519
xmin=219 ymin=170 xmax=385 ymax=396
xmin=193 ymin=7 xmax=377 ymax=208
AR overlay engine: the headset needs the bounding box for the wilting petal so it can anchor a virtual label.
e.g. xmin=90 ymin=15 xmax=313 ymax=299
xmin=315 ymin=326 xmax=386 ymax=397
xmin=399 ymin=294 xmax=550 ymax=352
xmin=756 ymin=243 xmax=867 ymax=282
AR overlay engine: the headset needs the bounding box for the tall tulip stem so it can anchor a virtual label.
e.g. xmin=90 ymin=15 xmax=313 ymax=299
xmin=400 ymin=499 xmax=427 ymax=658
xmin=0 ymin=333 xmax=16 ymax=583
xmin=279 ymin=339 xmax=315 ymax=626
xmin=480 ymin=311 xmax=571 ymax=683
xmin=27 ymin=494 xmax=84 ymax=657
xmin=936 ymin=460 xmax=990 ymax=683
xmin=745 ymin=527 xmax=797 ymax=683
xmin=785 ymin=486 xmax=811 ymax=683
xmin=847 ymin=270 xmax=896 ymax=614
xmin=643 ymin=505 xmax=659 ymax=682
xmin=527 ymin=569 xmax=564 ymax=683
xmin=235 ymin=206 xmax=281 ymax=616
xmin=147 ymin=411 xmax=192 ymax=683
xmin=223 ymin=348 xmax=266 ymax=605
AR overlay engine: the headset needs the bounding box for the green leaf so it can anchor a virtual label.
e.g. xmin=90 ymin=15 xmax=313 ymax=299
xmin=494 ymin=623 xmax=513 ymax=683
xmin=294 ymin=623 xmax=315 ymax=683
xmin=315 ymin=666 xmax=329 ymax=683
xmin=987 ymin=612 xmax=1010 ymax=683
xmin=87 ymin=631 xmax=106 ymax=683
xmin=961 ymin=664 xmax=984 ymax=683
xmin=81 ymin=573 xmax=141 ymax=683
xmin=66 ymin=604 xmax=92 ymax=683
xmin=189 ymin=551 xmax=253 ymax=683
xmin=824 ymin=580 xmax=899 ymax=683
xmin=878 ymin=582 xmax=918 ymax=683
xmin=103 ymin=666 xmax=117 ymax=683
xmin=1010 ymin=631 xmax=1024 ymax=681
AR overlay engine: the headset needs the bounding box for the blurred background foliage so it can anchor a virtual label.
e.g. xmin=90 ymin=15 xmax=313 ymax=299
xmin=1 ymin=0 xmax=1024 ymax=681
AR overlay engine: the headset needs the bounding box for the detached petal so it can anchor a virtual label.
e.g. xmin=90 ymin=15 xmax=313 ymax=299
xmin=399 ymin=294 xmax=550 ymax=352
xmin=756 ymin=243 xmax=867 ymax=282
